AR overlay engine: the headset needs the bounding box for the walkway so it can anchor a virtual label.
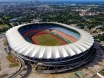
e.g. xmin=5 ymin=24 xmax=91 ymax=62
xmin=0 ymin=35 xmax=20 ymax=78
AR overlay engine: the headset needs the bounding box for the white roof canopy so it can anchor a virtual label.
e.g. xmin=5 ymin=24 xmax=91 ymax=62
xmin=6 ymin=22 xmax=94 ymax=59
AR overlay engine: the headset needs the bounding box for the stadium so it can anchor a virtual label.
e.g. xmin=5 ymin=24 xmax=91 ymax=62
xmin=6 ymin=22 xmax=96 ymax=73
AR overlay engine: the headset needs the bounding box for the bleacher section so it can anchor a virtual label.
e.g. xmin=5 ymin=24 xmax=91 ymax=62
xmin=50 ymin=27 xmax=80 ymax=40
xmin=22 ymin=29 xmax=43 ymax=38
xmin=51 ymin=30 xmax=76 ymax=42
xmin=18 ymin=25 xmax=80 ymax=45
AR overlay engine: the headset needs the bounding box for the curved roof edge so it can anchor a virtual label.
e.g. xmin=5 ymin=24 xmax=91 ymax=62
xmin=6 ymin=22 xmax=94 ymax=59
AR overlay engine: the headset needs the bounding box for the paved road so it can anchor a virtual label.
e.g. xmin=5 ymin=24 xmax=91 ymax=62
xmin=94 ymin=41 xmax=104 ymax=59
xmin=21 ymin=62 xmax=32 ymax=78
xmin=0 ymin=35 xmax=20 ymax=78
xmin=8 ymin=52 xmax=25 ymax=78
xmin=94 ymin=41 xmax=104 ymax=51
xmin=0 ymin=37 xmax=10 ymax=76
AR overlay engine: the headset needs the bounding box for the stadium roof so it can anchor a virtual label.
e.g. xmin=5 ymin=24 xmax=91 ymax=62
xmin=6 ymin=22 xmax=94 ymax=59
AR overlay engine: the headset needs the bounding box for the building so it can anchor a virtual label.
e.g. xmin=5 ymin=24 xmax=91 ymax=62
xmin=6 ymin=22 xmax=96 ymax=73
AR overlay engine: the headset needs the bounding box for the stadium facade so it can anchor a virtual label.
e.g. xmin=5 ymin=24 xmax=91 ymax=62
xmin=6 ymin=22 xmax=96 ymax=73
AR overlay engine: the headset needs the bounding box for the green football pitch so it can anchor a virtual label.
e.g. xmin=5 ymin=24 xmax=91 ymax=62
xmin=32 ymin=33 xmax=67 ymax=46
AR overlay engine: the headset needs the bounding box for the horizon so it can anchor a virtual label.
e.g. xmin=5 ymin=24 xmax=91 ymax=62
xmin=0 ymin=0 xmax=104 ymax=2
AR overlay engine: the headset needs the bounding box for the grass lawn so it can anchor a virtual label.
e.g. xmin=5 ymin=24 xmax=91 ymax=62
xmin=99 ymin=69 xmax=104 ymax=76
xmin=68 ymin=73 xmax=77 ymax=78
xmin=0 ymin=74 xmax=8 ymax=77
xmin=74 ymin=71 xmax=83 ymax=78
xmin=13 ymin=22 xmax=18 ymax=26
xmin=9 ymin=62 xmax=19 ymax=68
xmin=3 ymin=16 xmax=10 ymax=19
xmin=6 ymin=54 xmax=17 ymax=63
xmin=32 ymin=33 xmax=67 ymax=46
xmin=68 ymin=71 xmax=83 ymax=78
xmin=3 ymin=39 xmax=7 ymax=46
xmin=0 ymin=24 xmax=9 ymax=29
xmin=0 ymin=18 xmax=2 ymax=21
xmin=0 ymin=66 xmax=1 ymax=71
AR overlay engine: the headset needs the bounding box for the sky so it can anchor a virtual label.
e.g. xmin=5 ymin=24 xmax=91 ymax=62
xmin=0 ymin=0 xmax=104 ymax=2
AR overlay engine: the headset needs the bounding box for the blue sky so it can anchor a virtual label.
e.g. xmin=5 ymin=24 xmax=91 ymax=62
xmin=0 ymin=0 xmax=104 ymax=2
